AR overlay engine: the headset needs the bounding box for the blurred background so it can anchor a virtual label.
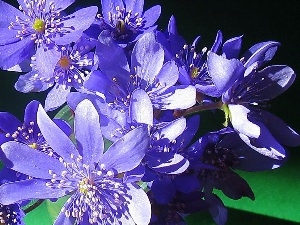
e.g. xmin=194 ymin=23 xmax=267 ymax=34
xmin=1 ymin=0 xmax=300 ymax=224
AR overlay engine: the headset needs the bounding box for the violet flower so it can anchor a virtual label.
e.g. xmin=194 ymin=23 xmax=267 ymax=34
xmin=207 ymin=41 xmax=300 ymax=159
xmin=14 ymin=35 xmax=97 ymax=111
xmin=0 ymin=0 xmax=97 ymax=76
xmin=0 ymin=99 xmax=151 ymax=224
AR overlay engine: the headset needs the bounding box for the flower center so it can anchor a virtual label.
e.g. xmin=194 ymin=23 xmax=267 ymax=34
xmin=32 ymin=19 xmax=45 ymax=33
xmin=58 ymin=56 xmax=71 ymax=70
xmin=190 ymin=66 xmax=199 ymax=79
xmin=28 ymin=142 xmax=38 ymax=149
xmin=78 ymin=177 xmax=93 ymax=195
xmin=116 ymin=19 xmax=126 ymax=34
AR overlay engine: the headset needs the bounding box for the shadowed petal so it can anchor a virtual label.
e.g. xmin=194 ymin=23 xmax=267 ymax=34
xmin=260 ymin=110 xmax=300 ymax=146
xmin=101 ymin=126 xmax=150 ymax=173
xmin=0 ymin=113 xmax=21 ymax=133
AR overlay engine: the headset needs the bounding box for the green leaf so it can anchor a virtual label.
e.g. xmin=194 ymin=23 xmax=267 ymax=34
xmin=54 ymin=105 xmax=74 ymax=128
xmin=24 ymin=196 xmax=69 ymax=225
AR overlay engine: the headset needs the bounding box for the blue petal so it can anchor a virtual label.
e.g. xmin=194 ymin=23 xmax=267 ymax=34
xmin=35 ymin=47 xmax=61 ymax=79
xmin=44 ymin=84 xmax=71 ymax=111
xmin=219 ymin=132 xmax=286 ymax=171
xmin=149 ymin=60 xmax=179 ymax=94
xmin=0 ymin=113 xmax=21 ymax=133
xmin=37 ymin=104 xmax=79 ymax=163
xmin=228 ymin=104 xmax=260 ymax=138
xmin=14 ymin=70 xmax=52 ymax=93
xmin=126 ymin=183 xmax=151 ymax=225
xmin=131 ymin=32 xmax=164 ymax=86
xmin=0 ymin=1 xmax=26 ymax=23
xmin=222 ymin=35 xmax=243 ymax=59
xmin=130 ymin=89 xmax=153 ymax=125
xmin=101 ymin=126 xmax=150 ymax=173
xmin=0 ymin=37 xmax=34 ymax=70
xmin=153 ymin=85 xmax=196 ymax=110
xmin=207 ymin=51 xmax=245 ymax=96
xmin=24 ymin=100 xmax=40 ymax=125
xmin=1 ymin=141 xmax=65 ymax=179
xmin=153 ymin=117 xmax=186 ymax=145
xmin=243 ymin=41 xmax=280 ymax=68
xmin=210 ymin=30 xmax=223 ymax=53
xmin=147 ymin=152 xmax=189 ymax=174
xmin=52 ymin=6 xmax=98 ymax=45
xmin=142 ymin=5 xmax=161 ymax=27
xmin=151 ymin=176 xmax=175 ymax=204
xmin=174 ymin=175 xmax=200 ymax=193
xmin=0 ymin=179 xmax=69 ymax=205
xmin=206 ymin=194 xmax=228 ymax=225
xmin=260 ymin=110 xmax=300 ymax=146
xmin=124 ymin=0 xmax=144 ymax=14
xmin=74 ymin=99 xmax=104 ymax=165
xmin=97 ymin=31 xmax=130 ymax=87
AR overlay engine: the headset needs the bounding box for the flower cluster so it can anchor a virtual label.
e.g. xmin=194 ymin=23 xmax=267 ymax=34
xmin=0 ymin=0 xmax=299 ymax=224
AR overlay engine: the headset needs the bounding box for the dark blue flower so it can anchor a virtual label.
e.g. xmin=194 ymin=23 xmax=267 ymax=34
xmin=99 ymin=0 xmax=161 ymax=44
xmin=207 ymin=41 xmax=300 ymax=159
xmin=0 ymin=99 xmax=151 ymax=225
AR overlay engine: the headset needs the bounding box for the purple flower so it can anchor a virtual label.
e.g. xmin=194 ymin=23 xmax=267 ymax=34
xmin=0 ymin=100 xmax=70 ymax=157
xmin=92 ymin=31 xmax=196 ymax=110
xmin=0 ymin=202 xmax=25 ymax=225
xmin=0 ymin=0 xmax=97 ymax=75
xmin=184 ymin=127 xmax=286 ymax=225
xmin=0 ymin=99 xmax=151 ymax=225
xmin=99 ymin=0 xmax=161 ymax=43
xmin=0 ymin=168 xmax=26 ymax=225
xmin=14 ymin=35 xmax=97 ymax=111
xmin=207 ymin=41 xmax=300 ymax=159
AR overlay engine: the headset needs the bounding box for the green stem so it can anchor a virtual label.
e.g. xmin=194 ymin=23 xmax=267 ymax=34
xmin=175 ymin=101 xmax=223 ymax=117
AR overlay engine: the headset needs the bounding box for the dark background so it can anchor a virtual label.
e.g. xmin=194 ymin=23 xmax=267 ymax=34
xmin=1 ymin=0 xmax=300 ymax=224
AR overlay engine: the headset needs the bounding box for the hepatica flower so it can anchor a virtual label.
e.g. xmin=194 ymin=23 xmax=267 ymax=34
xmin=14 ymin=36 xmax=97 ymax=111
xmin=0 ymin=0 xmax=97 ymax=73
xmin=99 ymin=0 xmax=161 ymax=43
xmin=0 ymin=100 xmax=151 ymax=224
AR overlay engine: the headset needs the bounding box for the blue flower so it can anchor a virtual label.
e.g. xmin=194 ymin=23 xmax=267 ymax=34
xmin=99 ymin=0 xmax=161 ymax=44
xmin=0 ymin=168 xmax=26 ymax=225
xmin=14 ymin=35 xmax=97 ymax=111
xmin=206 ymin=41 xmax=300 ymax=159
xmin=0 ymin=99 xmax=151 ymax=225
xmin=0 ymin=202 xmax=25 ymax=225
xmin=0 ymin=100 xmax=70 ymax=157
xmin=0 ymin=0 xmax=98 ymax=75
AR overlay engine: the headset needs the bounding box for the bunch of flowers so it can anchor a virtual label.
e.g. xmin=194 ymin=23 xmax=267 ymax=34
xmin=0 ymin=0 xmax=299 ymax=224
